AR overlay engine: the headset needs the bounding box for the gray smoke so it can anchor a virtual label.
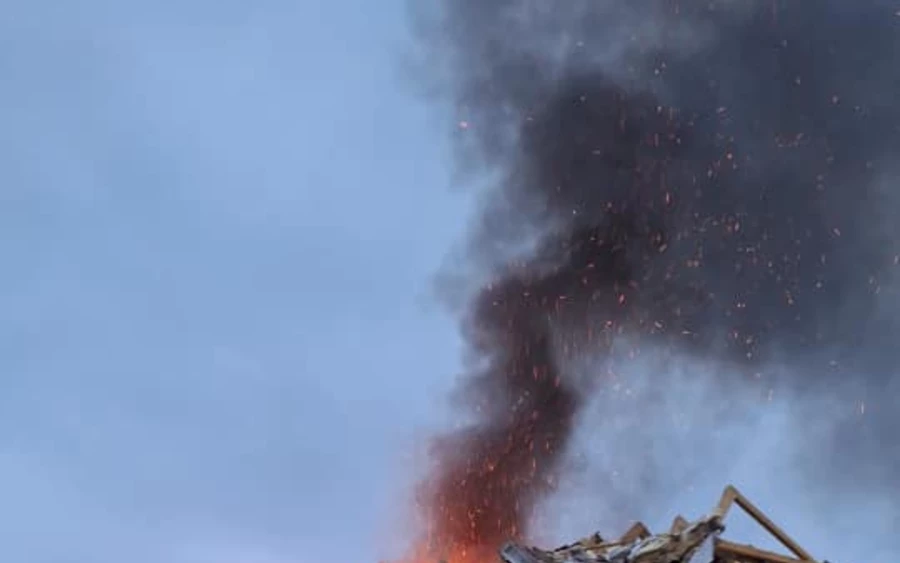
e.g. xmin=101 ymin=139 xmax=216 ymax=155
xmin=535 ymin=349 xmax=898 ymax=562
xmin=411 ymin=0 xmax=900 ymax=559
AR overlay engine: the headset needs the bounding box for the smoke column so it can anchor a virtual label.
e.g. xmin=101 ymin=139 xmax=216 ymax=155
xmin=411 ymin=0 xmax=900 ymax=559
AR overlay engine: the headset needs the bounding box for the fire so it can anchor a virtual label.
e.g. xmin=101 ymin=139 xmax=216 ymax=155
xmin=404 ymin=541 xmax=496 ymax=563
xmin=398 ymin=419 xmax=557 ymax=563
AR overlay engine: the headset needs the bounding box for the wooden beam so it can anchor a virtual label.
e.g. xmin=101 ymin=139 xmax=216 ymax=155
xmin=618 ymin=521 xmax=651 ymax=543
xmin=716 ymin=539 xmax=805 ymax=563
xmin=715 ymin=486 xmax=815 ymax=561
xmin=669 ymin=515 xmax=689 ymax=533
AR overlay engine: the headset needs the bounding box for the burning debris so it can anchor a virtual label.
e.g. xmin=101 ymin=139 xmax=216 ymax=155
xmin=499 ymin=486 xmax=818 ymax=563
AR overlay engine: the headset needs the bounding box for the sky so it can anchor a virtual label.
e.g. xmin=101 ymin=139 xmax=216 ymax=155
xmin=2 ymin=2 xmax=894 ymax=563
xmin=0 ymin=1 xmax=470 ymax=561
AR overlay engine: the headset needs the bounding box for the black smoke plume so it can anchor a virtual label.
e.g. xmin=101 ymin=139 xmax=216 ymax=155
xmin=413 ymin=0 xmax=900 ymax=558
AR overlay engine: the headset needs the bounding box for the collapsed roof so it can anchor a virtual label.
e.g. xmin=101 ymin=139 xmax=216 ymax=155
xmin=498 ymin=485 xmax=823 ymax=563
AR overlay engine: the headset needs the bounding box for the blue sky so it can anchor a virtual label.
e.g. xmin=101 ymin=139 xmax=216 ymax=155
xmin=1 ymin=1 xmax=469 ymax=561
xmin=3 ymin=2 xmax=895 ymax=563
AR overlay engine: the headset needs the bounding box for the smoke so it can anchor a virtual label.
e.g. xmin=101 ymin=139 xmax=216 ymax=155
xmin=411 ymin=0 xmax=900 ymax=560
xmin=535 ymin=352 xmax=900 ymax=562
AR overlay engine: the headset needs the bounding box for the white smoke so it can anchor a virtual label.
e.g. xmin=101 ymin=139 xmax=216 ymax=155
xmin=531 ymin=345 xmax=898 ymax=563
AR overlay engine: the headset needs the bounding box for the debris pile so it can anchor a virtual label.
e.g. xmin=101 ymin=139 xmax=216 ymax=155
xmin=495 ymin=486 xmax=821 ymax=563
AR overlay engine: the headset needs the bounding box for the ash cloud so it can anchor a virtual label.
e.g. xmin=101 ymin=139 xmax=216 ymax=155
xmin=412 ymin=0 xmax=900 ymax=558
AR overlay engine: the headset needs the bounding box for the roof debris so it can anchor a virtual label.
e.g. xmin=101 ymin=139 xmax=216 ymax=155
xmin=494 ymin=486 xmax=822 ymax=563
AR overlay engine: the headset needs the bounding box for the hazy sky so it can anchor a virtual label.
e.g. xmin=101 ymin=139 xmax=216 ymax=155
xmin=3 ymin=2 xmax=893 ymax=563
xmin=1 ymin=1 xmax=469 ymax=561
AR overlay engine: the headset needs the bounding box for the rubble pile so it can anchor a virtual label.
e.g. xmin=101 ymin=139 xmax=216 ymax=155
xmin=495 ymin=486 xmax=821 ymax=563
